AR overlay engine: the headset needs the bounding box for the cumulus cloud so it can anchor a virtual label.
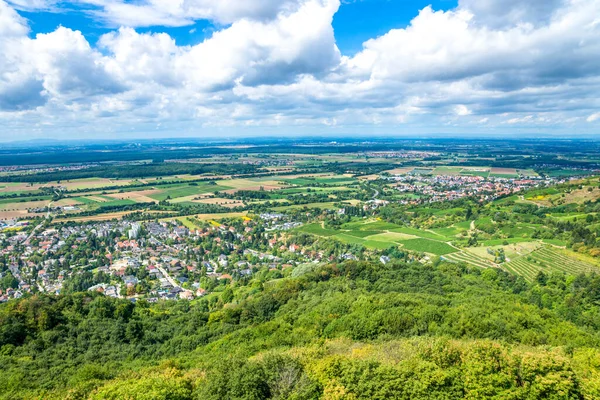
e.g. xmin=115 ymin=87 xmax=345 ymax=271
xmin=458 ymin=0 xmax=565 ymax=28
xmin=1 ymin=0 xmax=600 ymax=138
xmin=8 ymin=0 xmax=312 ymax=26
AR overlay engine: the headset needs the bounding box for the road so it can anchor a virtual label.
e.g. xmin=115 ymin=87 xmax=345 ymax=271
xmin=151 ymin=238 xmax=183 ymax=289
xmin=23 ymin=221 xmax=44 ymax=244
xmin=156 ymin=264 xmax=181 ymax=289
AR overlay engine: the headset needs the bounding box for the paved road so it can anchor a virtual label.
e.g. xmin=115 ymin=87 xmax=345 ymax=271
xmin=152 ymin=238 xmax=184 ymax=289
xmin=23 ymin=222 xmax=44 ymax=244
xmin=156 ymin=264 xmax=181 ymax=289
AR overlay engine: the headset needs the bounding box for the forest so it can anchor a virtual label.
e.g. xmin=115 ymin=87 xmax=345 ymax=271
xmin=2 ymin=163 xmax=261 ymax=183
xmin=3 ymin=259 xmax=600 ymax=399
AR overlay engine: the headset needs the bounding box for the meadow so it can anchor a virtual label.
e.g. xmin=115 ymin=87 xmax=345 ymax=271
xmin=298 ymin=218 xmax=460 ymax=255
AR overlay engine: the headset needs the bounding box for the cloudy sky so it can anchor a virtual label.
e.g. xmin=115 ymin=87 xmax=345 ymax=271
xmin=1 ymin=0 xmax=599 ymax=141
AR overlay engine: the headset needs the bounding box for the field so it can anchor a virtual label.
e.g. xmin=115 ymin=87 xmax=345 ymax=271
xmin=432 ymin=166 xmax=464 ymax=176
xmin=0 ymin=198 xmax=84 ymax=220
xmin=443 ymin=251 xmax=496 ymax=269
xmin=104 ymin=190 xmax=161 ymax=203
xmin=218 ymin=178 xmax=287 ymax=192
xmin=173 ymin=197 xmax=245 ymax=208
xmin=148 ymin=183 xmax=232 ymax=201
xmin=525 ymin=186 xmax=600 ymax=207
xmin=0 ymin=182 xmax=43 ymax=194
xmin=445 ymin=244 xmax=599 ymax=282
xmin=503 ymin=247 xmax=598 ymax=281
xmin=163 ymin=212 xmax=249 ymax=224
xmin=58 ymin=211 xmax=135 ymax=222
xmin=298 ymin=219 xmax=460 ymax=254
xmin=48 ymin=178 xmax=136 ymax=190
xmin=490 ymin=167 xmax=519 ymax=178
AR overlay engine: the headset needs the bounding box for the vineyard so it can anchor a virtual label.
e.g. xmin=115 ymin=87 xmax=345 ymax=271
xmin=503 ymin=247 xmax=597 ymax=281
xmin=444 ymin=246 xmax=599 ymax=281
xmin=442 ymin=251 xmax=495 ymax=269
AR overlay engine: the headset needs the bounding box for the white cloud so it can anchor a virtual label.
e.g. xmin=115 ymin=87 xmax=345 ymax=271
xmin=8 ymin=0 xmax=313 ymax=26
xmin=0 ymin=0 xmax=27 ymax=36
xmin=2 ymin=0 xmax=600 ymax=138
xmin=506 ymin=115 xmax=534 ymax=124
xmin=458 ymin=0 xmax=565 ymax=28
xmin=587 ymin=112 xmax=600 ymax=122
xmin=96 ymin=0 xmax=340 ymax=91
xmin=454 ymin=105 xmax=472 ymax=116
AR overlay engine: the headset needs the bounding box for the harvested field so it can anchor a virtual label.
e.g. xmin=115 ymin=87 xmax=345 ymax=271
xmin=47 ymin=178 xmax=134 ymax=190
xmin=0 ymin=200 xmax=50 ymax=211
xmin=490 ymin=167 xmax=519 ymax=177
xmin=0 ymin=210 xmax=44 ymax=219
xmin=105 ymin=189 xmax=161 ymax=203
xmin=58 ymin=212 xmax=133 ymax=222
xmin=0 ymin=182 xmax=43 ymax=193
xmin=86 ymin=196 xmax=110 ymax=203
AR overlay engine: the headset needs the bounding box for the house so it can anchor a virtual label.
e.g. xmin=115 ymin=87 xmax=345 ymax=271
xmin=380 ymin=255 xmax=391 ymax=264
xmin=218 ymin=254 xmax=228 ymax=267
xmin=179 ymin=290 xmax=194 ymax=300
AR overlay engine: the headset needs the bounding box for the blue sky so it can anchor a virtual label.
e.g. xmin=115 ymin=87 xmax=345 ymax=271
xmin=0 ymin=0 xmax=599 ymax=140
xmin=333 ymin=0 xmax=457 ymax=55
xmin=20 ymin=0 xmax=459 ymax=52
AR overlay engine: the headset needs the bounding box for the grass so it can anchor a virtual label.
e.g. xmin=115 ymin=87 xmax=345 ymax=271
xmin=389 ymin=227 xmax=450 ymax=241
xmin=75 ymin=197 xmax=103 ymax=205
xmin=344 ymin=230 xmax=383 ymax=238
xmin=273 ymin=202 xmax=357 ymax=211
xmin=174 ymin=217 xmax=200 ymax=230
xmin=364 ymin=232 xmax=419 ymax=242
xmin=362 ymin=240 xmax=395 ymax=250
xmin=443 ymin=251 xmax=493 ymax=269
xmin=334 ymin=233 xmax=368 ymax=245
xmin=397 ymin=239 xmax=457 ymax=255
xmin=298 ymin=223 xmax=339 ymax=237
xmin=149 ymin=183 xmax=231 ymax=201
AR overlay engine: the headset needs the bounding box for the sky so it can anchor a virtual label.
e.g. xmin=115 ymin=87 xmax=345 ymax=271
xmin=0 ymin=0 xmax=599 ymax=141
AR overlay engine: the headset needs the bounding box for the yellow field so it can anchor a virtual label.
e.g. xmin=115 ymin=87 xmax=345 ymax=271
xmin=57 ymin=211 xmax=133 ymax=222
xmin=105 ymin=190 xmax=160 ymax=203
xmin=170 ymin=195 xmax=244 ymax=208
xmin=0 ymin=200 xmax=50 ymax=211
xmin=0 ymin=198 xmax=81 ymax=217
xmin=44 ymin=178 xmax=135 ymax=190
xmin=160 ymin=212 xmax=248 ymax=224
xmin=466 ymin=241 xmax=542 ymax=262
xmin=0 ymin=182 xmax=44 ymax=193
xmin=217 ymin=178 xmax=286 ymax=193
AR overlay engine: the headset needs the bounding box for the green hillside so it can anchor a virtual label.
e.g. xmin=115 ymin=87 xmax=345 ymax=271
xmin=3 ymin=260 xmax=600 ymax=399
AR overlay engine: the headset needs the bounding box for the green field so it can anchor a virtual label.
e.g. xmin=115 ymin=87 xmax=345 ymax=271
xmin=149 ymin=183 xmax=231 ymax=201
xmin=504 ymin=247 xmax=598 ymax=281
xmin=443 ymin=251 xmax=494 ymax=269
xmin=298 ymin=223 xmax=339 ymax=237
xmin=397 ymin=239 xmax=457 ymax=255
xmin=298 ymin=219 xmax=460 ymax=254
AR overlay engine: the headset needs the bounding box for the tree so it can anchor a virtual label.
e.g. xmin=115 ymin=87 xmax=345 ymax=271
xmin=0 ymin=272 xmax=18 ymax=290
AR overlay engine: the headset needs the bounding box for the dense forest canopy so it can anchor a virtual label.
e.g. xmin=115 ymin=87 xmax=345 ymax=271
xmin=3 ymin=259 xmax=600 ymax=399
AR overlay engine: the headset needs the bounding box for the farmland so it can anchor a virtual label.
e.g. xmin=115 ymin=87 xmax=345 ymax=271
xmin=298 ymin=219 xmax=460 ymax=254
xmin=503 ymin=247 xmax=597 ymax=281
xmin=0 ymin=140 xmax=598 ymax=286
